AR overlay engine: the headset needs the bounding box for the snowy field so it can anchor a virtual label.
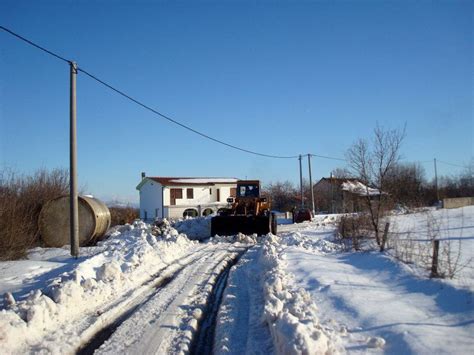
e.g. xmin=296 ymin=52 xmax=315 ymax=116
xmin=273 ymin=208 xmax=474 ymax=354
xmin=387 ymin=206 xmax=474 ymax=289
xmin=0 ymin=207 xmax=473 ymax=354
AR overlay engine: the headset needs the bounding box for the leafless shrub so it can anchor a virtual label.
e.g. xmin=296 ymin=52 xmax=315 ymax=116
xmin=0 ymin=168 xmax=69 ymax=260
xmin=337 ymin=214 xmax=373 ymax=251
xmin=109 ymin=206 xmax=139 ymax=227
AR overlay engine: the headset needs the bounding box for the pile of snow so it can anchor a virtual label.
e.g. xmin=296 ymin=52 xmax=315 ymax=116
xmin=257 ymin=235 xmax=343 ymax=354
xmin=172 ymin=217 xmax=211 ymax=240
xmin=280 ymin=231 xmax=341 ymax=253
xmin=0 ymin=221 xmax=196 ymax=353
xmin=210 ymin=232 xmax=262 ymax=245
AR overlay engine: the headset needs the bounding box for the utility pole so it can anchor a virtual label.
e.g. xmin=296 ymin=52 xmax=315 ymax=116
xmin=70 ymin=61 xmax=79 ymax=258
xmin=330 ymin=171 xmax=334 ymax=214
xmin=434 ymin=158 xmax=439 ymax=203
xmin=307 ymin=154 xmax=315 ymax=215
xmin=299 ymin=155 xmax=304 ymax=209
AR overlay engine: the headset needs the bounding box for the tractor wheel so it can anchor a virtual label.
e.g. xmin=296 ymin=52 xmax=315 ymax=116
xmin=271 ymin=213 xmax=277 ymax=235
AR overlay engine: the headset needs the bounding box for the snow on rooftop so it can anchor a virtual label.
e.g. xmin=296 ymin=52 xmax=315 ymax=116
xmin=341 ymin=180 xmax=381 ymax=196
xmin=169 ymin=178 xmax=238 ymax=184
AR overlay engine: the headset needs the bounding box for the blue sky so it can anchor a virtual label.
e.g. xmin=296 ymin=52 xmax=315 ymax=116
xmin=1 ymin=0 xmax=472 ymax=203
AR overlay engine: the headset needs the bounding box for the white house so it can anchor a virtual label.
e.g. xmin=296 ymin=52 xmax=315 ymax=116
xmin=136 ymin=174 xmax=238 ymax=220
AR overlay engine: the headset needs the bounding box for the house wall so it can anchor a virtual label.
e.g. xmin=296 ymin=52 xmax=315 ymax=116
xmin=139 ymin=179 xmax=163 ymax=220
xmin=313 ymin=180 xmax=344 ymax=213
xmin=163 ymin=184 xmax=235 ymax=218
xmin=443 ymin=197 xmax=474 ymax=209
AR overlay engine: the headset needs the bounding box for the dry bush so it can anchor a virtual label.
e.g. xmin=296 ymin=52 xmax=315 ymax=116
xmin=109 ymin=206 xmax=139 ymax=227
xmin=0 ymin=168 xmax=69 ymax=260
xmin=337 ymin=214 xmax=373 ymax=251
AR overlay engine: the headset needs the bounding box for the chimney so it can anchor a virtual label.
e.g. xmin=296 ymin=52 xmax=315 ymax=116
xmin=141 ymin=172 xmax=146 ymax=180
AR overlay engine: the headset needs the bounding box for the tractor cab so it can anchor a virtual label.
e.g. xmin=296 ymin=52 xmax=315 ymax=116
xmin=236 ymin=180 xmax=260 ymax=198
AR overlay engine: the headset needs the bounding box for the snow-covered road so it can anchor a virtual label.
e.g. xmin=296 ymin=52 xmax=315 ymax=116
xmin=214 ymin=247 xmax=274 ymax=354
xmin=0 ymin=221 xmax=248 ymax=354
xmin=1 ymin=208 xmax=473 ymax=354
xmin=93 ymin=244 xmax=246 ymax=354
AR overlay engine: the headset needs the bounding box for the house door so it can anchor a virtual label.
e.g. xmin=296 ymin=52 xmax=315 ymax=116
xmin=170 ymin=188 xmax=183 ymax=205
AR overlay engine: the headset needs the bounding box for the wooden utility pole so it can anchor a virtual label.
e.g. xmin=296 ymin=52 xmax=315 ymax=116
xmin=430 ymin=240 xmax=440 ymax=278
xmin=330 ymin=172 xmax=334 ymax=213
xmin=70 ymin=61 xmax=79 ymax=257
xmin=307 ymin=154 xmax=315 ymax=215
xmin=434 ymin=158 xmax=439 ymax=203
xmin=299 ymin=155 xmax=304 ymax=208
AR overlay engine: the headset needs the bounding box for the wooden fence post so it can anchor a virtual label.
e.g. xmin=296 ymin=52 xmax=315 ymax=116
xmin=430 ymin=240 xmax=440 ymax=278
xmin=380 ymin=222 xmax=390 ymax=252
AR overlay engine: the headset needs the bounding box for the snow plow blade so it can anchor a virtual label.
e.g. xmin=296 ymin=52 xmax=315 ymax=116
xmin=211 ymin=215 xmax=272 ymax=237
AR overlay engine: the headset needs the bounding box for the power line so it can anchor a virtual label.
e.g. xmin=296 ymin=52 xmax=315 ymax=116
xmin=0 ymin=25 xmax=298 ymax=160
xmin=437 ymin=160 xmax=469 ymax=169
xmin=308 ymin=153 xmax=346 ymax=162
xmin=77 ymin=67 xmax=299 ymax=159
xmin=0 ymin=25 xmax=71 ymax=64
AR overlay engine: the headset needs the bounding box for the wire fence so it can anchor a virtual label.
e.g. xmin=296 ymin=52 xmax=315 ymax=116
xmin=386 ymin=229 xmax=474 ymax=277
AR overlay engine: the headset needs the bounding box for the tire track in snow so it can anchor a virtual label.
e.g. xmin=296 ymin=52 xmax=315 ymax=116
xmin=73 ymin=243 xmax=214 ymax=354
xmin=190 ymin=247 xmax=248 ymax=355
xmin=213 ymin=247 xmax=275 ymax=355
xmin=92 ymin=244 xmax=247 ymax=354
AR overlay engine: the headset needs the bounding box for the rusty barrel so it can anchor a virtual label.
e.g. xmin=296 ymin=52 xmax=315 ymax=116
xmin=39 ymin=195 xmax=111 ymax=247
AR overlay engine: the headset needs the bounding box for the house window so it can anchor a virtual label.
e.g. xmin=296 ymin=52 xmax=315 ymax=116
xmin=170 ymin=188 xmax=183 ymax=205
xmin=202 ymin=208 xmax=214 ymax=216
xmin=183 ymin=208 xmax=198 ymax=218
xmin=230 ymin=188 xmax=236 ymax=197
xmin=217 ymin=188 xmax=220 ymax=202
xmin=144 ymin=211 xmax=148 ymax=220
xmin=187 ymin=188 xmax=194 ymax=199
xmin=209 ymin=188 xmax=212 ymax=195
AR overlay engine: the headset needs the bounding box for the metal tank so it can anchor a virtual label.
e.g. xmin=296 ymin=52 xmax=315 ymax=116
xmin=39 ymin=195 xmax=111 ymax=247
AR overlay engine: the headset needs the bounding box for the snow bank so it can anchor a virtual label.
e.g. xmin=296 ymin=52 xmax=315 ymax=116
xmin=0 ymin=221 xmax=196 ymax=354
xmin=173 ymin=217 xmax=212 ymax=240
xmin=210 ymin=232 xmax=262 ymax=245
xmin=281 ymin=231 xmax=341 ymax=253
xmin=258 ymin=235 xmax=343 ymax=354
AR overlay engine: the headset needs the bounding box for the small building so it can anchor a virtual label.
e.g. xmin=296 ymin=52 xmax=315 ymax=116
xmin=313 ymin=177 xmax=382 ymax=213
xmin=136 ymin=174 xmax=238 ymax=220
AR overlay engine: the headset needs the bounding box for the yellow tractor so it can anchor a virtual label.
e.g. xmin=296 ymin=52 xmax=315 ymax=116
xmin=211 ymin=180 xmax=277 ymax=236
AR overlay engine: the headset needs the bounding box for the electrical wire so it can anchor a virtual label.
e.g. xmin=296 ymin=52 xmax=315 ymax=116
xmin=437 ymin=160 xmax=469 ymax=169
xmin=0 ymin=25 xmax=299 ymax=159
xmin=308 ymin=153 xmax=346 ymax=162
xmin=77 ymin=67 xmax=299 ymax=159
xmin=0 ymin=25 xmax=71 ymax=64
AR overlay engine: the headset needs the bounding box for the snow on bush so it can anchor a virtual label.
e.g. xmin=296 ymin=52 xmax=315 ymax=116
xmin=258 ymin=235 xmax=343 ymax=354
xmin=0 ymin=220 xmax=196 ymax=353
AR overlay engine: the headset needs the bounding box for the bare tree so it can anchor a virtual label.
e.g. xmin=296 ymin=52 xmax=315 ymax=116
xmin=385 ymin=162 xmax=426 ymax=207
xmin=346 ymin=124 xmax=406 ymax=250
xmin=331 ymin=167 xmax=354 ymax=179
xmin=262 ymin=180 xmax=299 ymax=212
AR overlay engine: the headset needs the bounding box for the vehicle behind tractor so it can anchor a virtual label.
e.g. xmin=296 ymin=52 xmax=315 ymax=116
xmin=210 ymin=180 xmax=277 ymax=236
